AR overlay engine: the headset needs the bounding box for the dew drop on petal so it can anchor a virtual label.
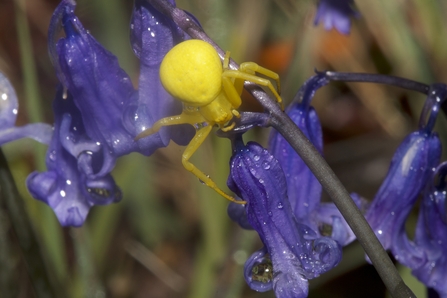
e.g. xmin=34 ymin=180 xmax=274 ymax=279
xmin=262 ymin=161 xmax=271 ymax=170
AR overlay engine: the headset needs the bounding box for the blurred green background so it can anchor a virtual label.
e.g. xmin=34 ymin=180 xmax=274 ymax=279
xmin=1 ymin=0 xmax=446 ymax=297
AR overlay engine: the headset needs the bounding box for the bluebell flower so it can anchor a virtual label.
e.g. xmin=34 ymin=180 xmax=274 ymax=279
xmin=129 ymin=0 xmax=194 ymax=148
xmin=411 ymin=162 xmax=447 ymax=297
xmin=26 ymin=89 xmax=121 ymax=227
xmin=314 ymin=0 xmax=359 ymax=35
xmin=0 ymin=72 xmax=53 ymax=145
xmin=48 ymin=0 xmax=143 ymax=180
xmin=269 ymin=74 xmax=362 ymax=246
xmin=50 ymin=0 xmax=192 ymax=180
xmin=228 ymin=140 xmax=342 ymax=297
xmin=269 ymin=75 xmax=326 ymax=219
xmin=365 ymin=84 xmax=443 ymax=260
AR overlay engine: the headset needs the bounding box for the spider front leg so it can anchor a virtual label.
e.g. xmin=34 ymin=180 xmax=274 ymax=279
xmin=223 ymin=64 xmax=283 ymax=109
xmin=240 ymin=62 xmax=281 ymax=96
xmin=182 ymin=125 xmax=246 ymax=204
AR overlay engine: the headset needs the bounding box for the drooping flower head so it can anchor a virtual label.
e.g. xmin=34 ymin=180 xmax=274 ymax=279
xmin=228 ymin=139 xmax=342 ymax=297
xmin=27 ymin=89 xmax=121 ymax=227
xmin=314 ymin=0 xmax=359 ymax=35
xmin=365 ymin=84 xmax=444 ymax=260
xmin=48 ymin=0 xmax=142 ymax=179
xmin=269 ymin=75 xmax=327 ymax=219
xmin=269 ymin=74 xmax=361 ymax=246
xmin=32 ymin=0 xmax=199 ymax=226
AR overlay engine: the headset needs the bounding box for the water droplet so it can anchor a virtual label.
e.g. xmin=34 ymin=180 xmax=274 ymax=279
xmin=277 ymin=202 xmax=283 ymax=209
xmin=268 ymin=211 xmax=272 ymax=217
xmin=253 ymin=155 xmax=260 ymax=161
xmin=251 ymin=257 xmax=273 ymax=283
xmin=262 ymin=161 xmax=270 ymax=170
xmin=49 ymin=150 xmax=57 ymax=161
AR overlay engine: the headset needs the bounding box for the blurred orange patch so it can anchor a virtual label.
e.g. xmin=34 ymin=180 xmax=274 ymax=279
xmin=258 ymin=39 xmax=294 ymax=74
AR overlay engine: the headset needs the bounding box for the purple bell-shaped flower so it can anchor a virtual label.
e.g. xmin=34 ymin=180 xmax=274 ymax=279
xmin=27 ymin=89 xmax=121 ymax=227
xmin=314 ymin=0 xmax=360 ymax=35
xmin=129 ymin=0 xmax=194 ymax=148
xmin=228 ymin=140 xmax=342 ymax=297
xmin=269 ymin=74 xmax=362 ymax=246
xmin=365 ymin=84 xmax=444 ymax=260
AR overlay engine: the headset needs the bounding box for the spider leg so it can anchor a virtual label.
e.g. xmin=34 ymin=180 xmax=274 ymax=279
xmin=223 ymin=51 xmax=231 ymax=70
xmin=134 ymin=113 xmax=201 ymax=140
xmin=182 ymin=125 xmax=246 ymax=204
xmin=240 ymin=62 xmax=281 ymax=95
xmin=222 ymin=76 xmax=242 ymax=114
xmin=222 ymin=69 xmax=283 ymax=110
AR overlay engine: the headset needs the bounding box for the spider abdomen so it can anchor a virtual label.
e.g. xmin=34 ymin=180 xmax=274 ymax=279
xmin=160 ymin=40 xmax=222 ymax=106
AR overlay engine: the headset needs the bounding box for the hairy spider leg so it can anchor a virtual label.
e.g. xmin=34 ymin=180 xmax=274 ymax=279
xmin=182 ymin=124 xmax=246 ymax=204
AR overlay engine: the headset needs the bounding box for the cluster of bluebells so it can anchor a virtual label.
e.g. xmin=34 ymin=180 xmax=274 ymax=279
xmin=1 ymin=0 xmax=446 ymax=297
xmin=227 ymin=73 xmax=447 ymax=297
xmin=2 ymin=0 xmax=194 ymax=226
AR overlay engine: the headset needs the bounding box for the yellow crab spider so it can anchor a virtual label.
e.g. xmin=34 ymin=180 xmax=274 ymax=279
xmin=135 ymin=39 xmax=282 ymax=204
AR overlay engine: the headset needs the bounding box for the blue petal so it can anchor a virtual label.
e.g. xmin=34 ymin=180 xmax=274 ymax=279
xmin=365 ymin=131 xmax=441 ymax=255
xmin=244 ymin=247 xmax=274 ymax=292
xmin=49 ymin=0 xmax=170 ymax=164
xmin=229 ymin=141 xmax=342 ymax=296
xmin=227 ymin=201 xmax=253 ymax=230
xmin=130 ymin=0 xmax=194 ymax=148
xmin=269 ymin=75 xmax=327 ymax=220
xmin=0 ymin=71 xmax=18 ymax=128
xmin=0 ymin=72 xmax=53 ymax=145
xmin=314 ymin=0 xmax=359 ymax=35
xmin=26 ymin=90 xmax=122 ymax=227
xmin=410 ymin=163 xmax=447 ymax=296
xmin=311 ymin=193 xmax=368 ymax=246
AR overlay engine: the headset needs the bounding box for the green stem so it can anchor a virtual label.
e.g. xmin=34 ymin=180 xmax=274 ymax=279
xmin=14 ymin=0 xmax=68 ymax=284
xmin=0 ymin=149 xmax=56 ymax=298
